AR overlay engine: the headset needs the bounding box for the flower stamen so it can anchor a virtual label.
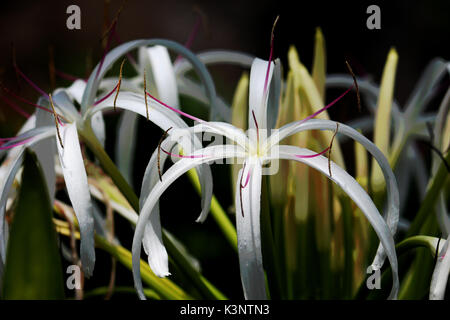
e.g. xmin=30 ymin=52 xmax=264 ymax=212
xmin=157 ymin=127 xmax=172 ymax=182
xmin=295 ymin=147 xmax=330 ymax=159
xmin=345 ymin=60 xmax=361 ymax=112
xmin=143 ymin=69 xmax=149 ymax=121
xmin=146 ymin=91 xmax=204 ymax=123
xmin=328 ymin=123 xmax=339 ymax=177
xmin=252 ymin=110 xmax=260 ymax=153
xmin=113 ymin=58 xmax=126 ymax=112
xmin=263 ymin=15 xmax=280 ymax=95
xmin=49 ymin=93 xmax=64 ymax=149
xmin=239 ymin=162 xmax=247 ymax=217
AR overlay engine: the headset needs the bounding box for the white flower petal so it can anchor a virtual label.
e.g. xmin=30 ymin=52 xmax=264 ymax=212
xmin=272 ymin=145 xmax=399 ymax=299
xmin=235 ymin=158 xmax=266 ymax=299
xmin=433 ymin=88 xmax=450 ymax=236
xmin=405 ymin=58 xmax=448 ymax=120
xmin=115 ymin=111 xmax=139 ymax=185
xmin=140 ymin=45 xmax=179 ymax=108
xmin=82 ymin=39 xmax=217 ymax=119
xmin=132 ymin=145 xmax=245 ymax=299
xmin=91 ymin=111 xmax=106 ymax=147
xmin=430 ymin=236 xmax=450 ymax=300
xmin=115 ymin=45 xmax=179 ymax=184
xmin=174 ymin=50 xmax=254 ymax=76
xmin=57 ymin=123 xmax=95 ymax=277
xmin=88 ymin=92 xmax=184 ymax=130
xmin=32 ymin=107 xmax=56 ymax=205
xmin=248 ymin=58 xmax=274 ymax=141
xmin=65 ymin=79 xmax=87 ymax=105
xmin=51 ymin=90 xmax=80 ymax=121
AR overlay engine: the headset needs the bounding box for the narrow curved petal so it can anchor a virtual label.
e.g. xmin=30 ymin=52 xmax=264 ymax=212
xmin=115 ymin=44 xmax=179 ymax=183
xmin=32 ymin=107 xmax=56 ymax=205
xmin=65 ymin=79 xmax=87 ymax=105
xmin=57 ymin=123 xmax=95 ymax=277
xmin=139 ymin=45 xmax=180 ymax=108
xmin=81 ymin=39 xmax=217 ymax=120
xmin=272 ymin=145 xmax=399 ymax=299
xmin=430 ymin=236 xmax=450 ymax=300
xmin=405 ymin=58 xmax=448 ymax=120
xmin=433 ymin=88 xmax=450 ymax=236
xmin=94 ymin=91 xmax=215 ymax=236
xmin=235 ymin=158 xmax=266 ymax=299
xmin=132 ymin=145 xmax=246 ymax=299
xmin=115 ymin=111 xmax=139 ymax=184
xmin=267 ymin=119 xmax=399 ymax=270
xmin=92 ymin=91 xmax=250 ymax=150
xmin=174 ymin=50 xmax=254 ymax=76
xmin=51 ymin=90 xmax=80 ymax=121
xmin=267 ymin=58 xmax=281 ymax=130
xmin=139 ymin=137 xmax=212 ymax=279
xmin=248 ymin=58 xmax=274 ymax=138
xmin=91 ymin=111 xmax=106 ymax=147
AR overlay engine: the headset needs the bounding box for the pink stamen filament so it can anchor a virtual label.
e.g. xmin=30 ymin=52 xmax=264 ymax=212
xmin=263 ymin=15 xmax=279 ymax=95
xmin=240 ymin=167 xmax=252 ymax=188
xmin=94 ymin=83 xmax=119 ymax=106
xmin=1 ymin=85 xmax=66 ymax=126
xmin=252 ymin=110 xmax=260 ymax=150
xmin=146 ymin=91 xmax=204 ymax=123
xmin=0 ymin=94 xmax=30 ymax=118
xmin=175 ymin=15 xmax=202 ymax=64
xmin=111 ymin=29 xmax=138 ymax=67
xmin=1 ymin=85 xmax=54 ymax=114
xmin=295 ymin=146 xmax=330 ymax=159
xmin=95 ymin=21 xmax=117 ymax=81
xmin=0 ymin=137 xmax=16 ymax=141
xmin=239 ymin=162 xmax=251 ymax=217
xmin=297 ymin=85 xmax=354 ymax=125
xmin=160 ymin=147 xmax=207 ymax=159
xmin=55 ymin=69 xmax=86 ymax=82
xmin=0 ymin=137 xmax=32 ymax=150
xmin=13 ymin=65 xmax=49 ymax=98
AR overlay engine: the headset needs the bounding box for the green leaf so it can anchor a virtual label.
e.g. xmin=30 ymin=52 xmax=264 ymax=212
xmin=2 ymin=150 xmax=65 ymax=299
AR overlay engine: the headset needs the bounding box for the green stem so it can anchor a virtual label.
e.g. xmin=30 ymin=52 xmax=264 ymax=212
xmin=186 ymin=169 xmax=237 ymax=252
xmin=407 ymin=151 xmax=450 ymax=237
xmin=95 ymin=235 xmax=191 ymax=300
xmin=80 ymin=125 xmax=226 ymax=300
xmin=84 ymin=286 xmax=161 ymax=299
xmin=396 ymin=235 xmax=441 ymax=258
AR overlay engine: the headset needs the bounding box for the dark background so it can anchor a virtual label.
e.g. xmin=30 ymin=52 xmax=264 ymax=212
xmin=1 ymin=0 xmax=449 ymax=299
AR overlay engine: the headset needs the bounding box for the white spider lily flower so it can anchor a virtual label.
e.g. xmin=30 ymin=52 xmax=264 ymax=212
xmin=1 ymin=39 xmax=219 ymax=278
xmin=0 ymin=80 xmax=99 ymax=276
xmin=132 ymin=58 xmax=400 ymax=300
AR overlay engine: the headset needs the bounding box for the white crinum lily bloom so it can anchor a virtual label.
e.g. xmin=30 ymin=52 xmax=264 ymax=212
xmin=133 ymin=58 xmax=400 ymax=300
xmin=1 ymin=38 xmax=219 ymax=278
xmin=0 ymin=81 xmax=101 ymax=277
